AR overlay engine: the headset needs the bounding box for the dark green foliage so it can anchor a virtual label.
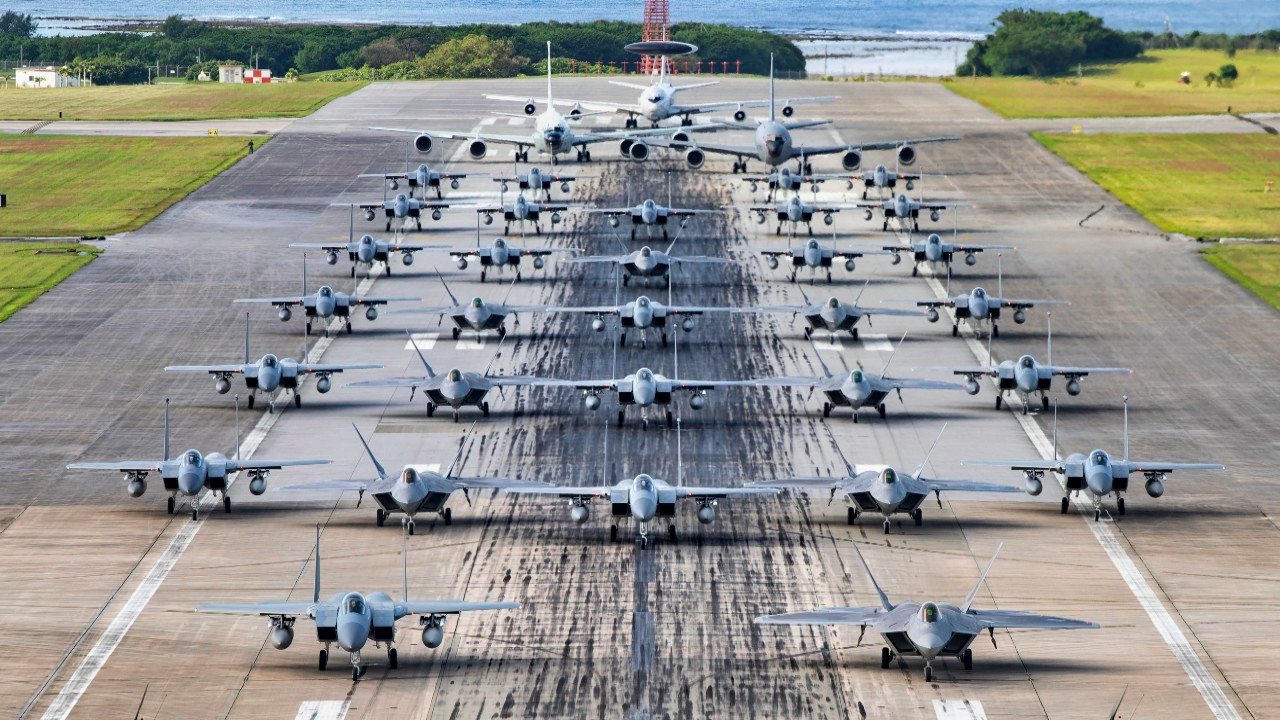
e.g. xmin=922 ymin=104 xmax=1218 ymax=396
xmin=0 ymin=9 xmax=36 ymax=37
xmin=1140 ymin=29 xmax=1280 ymax=52
xmin=0 ymin=18 xmax=804 ymax=78
xmin=958 ymin=10 xmax=1142 ymax=77
xmin=62 ymin=55 xmax=149 ymax=84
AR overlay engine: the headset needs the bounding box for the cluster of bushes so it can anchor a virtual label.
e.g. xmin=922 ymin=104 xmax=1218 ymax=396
xmin=0 ymin=15 xmax=806 ymax=81
xmin=958 ymin=10 xmax=1143 ymax=77
xmin=1140 ymin=30 xmax=1280 ymax=53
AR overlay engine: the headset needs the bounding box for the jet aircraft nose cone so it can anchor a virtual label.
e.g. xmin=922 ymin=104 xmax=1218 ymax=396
xmin=909 ymin=627 xmax=948 ymax=660
xmin=337 ymin=619 xmax=368 ymax=652
xmin=631 ymin=495 xmax=658 ymax=522
xmin=177 ymin=470 xmax=204 ymax=497
xmin=1085 ymin=471 xmax=1114 ymax=497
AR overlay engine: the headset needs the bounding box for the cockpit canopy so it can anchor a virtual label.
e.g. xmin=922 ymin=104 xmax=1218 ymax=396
xmin=471 ymin=297 xmax=484 ymax=308
xmin=319 ymin=286 xmax=333 ymax=297
xmin=637 ymin=368 xmax=653 ymax=380
xmin=185 ymin=451 xmax=201 ymax=465
xmin=883 ymin=468 xmax=897 ymax=484
xmin=1019 ymin=356 xmax=1035 ymax=369
xmin=345 ymin=595 xmax=365 ymax=614
xmin=637 ymin=296 xmax=650 ymax=307
xmin=403 ymin=468 xmax=417 ymax=484
xmin=850 ymin=370 xmax=864 ymax=383
xmin=827 ymin=298 xmax=840 ymax=308
xmin=448 ymin=369 xmax=463 ymax=382
xmin=360 ymin=235 xmax=375 ymax=244
xmin=920 ymin=602 xmax=940 ymax=623
xmin=262 ymin=355 xmax=277 ymax=368
xmin=972 ymin=287 xmax=986 ymax=299
xmin=640 ymin=247 xmax=652 ymax=257
xmin=807 ymin=240 xmax=819 ymax=249
xmin=634 ymin=474 xmax=653 ymax=490
xmin=1090 ymin=451 xmax=1109 ymax=467
xmin=494 ymin=238 xmax=506 ymax=248
xmin=643 ymin=199 xmax=656 ymax=208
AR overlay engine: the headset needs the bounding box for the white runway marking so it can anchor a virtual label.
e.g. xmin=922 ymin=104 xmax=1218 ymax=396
xmin=921 ymin=270 xmax=1243 ymax=720
xmin=403 ymin=332 xmax=440 ymax=350
xmin=406 ymin=463 xmax=443 ymax=475
xmin=37 ymin=271 xmax=385 ymax=720
xmin=506 ymin=117 xmax=525 ymax=126
xmin=480 ymin=117 xmax=498 ymax=126
xmin=860 ymin=333 xmax=894 ymax=352
xmin=295 ymin=700 xmax=349 ymax=720
xmin=933 ymin=700 xmax=987 ymax=720
xmin=812 ymin=337 xmax=843 ymax=351
xmin=456 ymin=336 xmax=489 ymax=350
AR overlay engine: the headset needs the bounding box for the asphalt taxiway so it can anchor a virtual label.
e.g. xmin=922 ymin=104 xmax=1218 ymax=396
xmin=1 ymin=76 xmax=1277 ymax=720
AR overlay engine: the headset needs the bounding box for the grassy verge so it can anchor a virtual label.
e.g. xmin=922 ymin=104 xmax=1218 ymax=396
xmin=0 ymin=242 xmax=100 ymax=322
xmin=1201 ymin=244 xmax=1280 ymax=311
xmin=0 ymin=81 xmax=365 ymax=121
xmin=1035 ymin=132 xmax=1280 ymax=238
xmin=0 ymin=134 xmax=257 ymax=236
xmin=946 ymin=49 xmax=1280 ymax=118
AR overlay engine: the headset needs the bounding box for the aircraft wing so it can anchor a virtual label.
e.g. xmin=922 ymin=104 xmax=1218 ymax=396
xmin=671 ymin=379 xmax=755 ymax=390
xmin=574 ymin=125 xmax=700 ymax=144
xmin=163 ymin=364 xmax=247 ymax=375
xmin=1047 ymin=366 xmax=1132 ymax=377
xmin=562 ymin=255 xmax=624 ymax=265
xmin=369 ymin=127 xmax=532 ymax=148
xmin=586 ymin=207 xmax=635 ymax=216
xmin=1000 ymin=298 xmax=1069 ymax=309
xmin=964 ymin=609 xmax=1099 ymax=631
xmin=228 ymin=458 xmax=331 ymax=472
xmin=684 ymin=96 xmax=837 ymax=115
xmin=452 ymin=477 xmax=555 ymax=490
xmin=853 ymin=136 xmax=960 ymax=152
xmin=289 ymin=242 xmax=352 ymax=252
xmin=484 ymin=94 xmax=630 ymax=114
xmin=502 ymin=485 xmax=613 ymax=498
xmin=195 ymin=601 xmax=317 ymax=617
xmin=669 ymin=208 xmax=722 ymax=217
xmin=499 ymin=304 xmax=553 ymax=314
xmin=401 ymin=600 xmax=521 ymax=617
xmin=880 ymin=376 xmax=965 ymax=391
xmin=952 ymin=244 xmax=1014 ymax=253
xmin=234 ymin=296 xmax=305 ymax=306
xmin=864 ymin=307 xmax=926 ymax=318
xmin=275 ymin=478 xmax=375 ymax=494
xmin=345 ymin=376 xmax=430 ymax=390
xmin=913 ymin=365 xmax=998 ymax=377
xmin=756 ymin=606 xmax=887 ymax=626
xmin=488 ymin=376 xmax=575 ymax=387
xmin=67 ymin=461 xmax=164 ymax=471
xmin=351 ymin=296 xmax=422 ymax=306
xmin=670 ymin=255 xmax=729 ymax=265
xmin=666 ymin=305 xmax=736 ymax=315
xmin=1124 ymin=461 xmax=1225 ymax=473
xmin=753 ymin=376 xmax=822 ymax=389
xmin=545 ymin=304 xmax=623 ymax=315
xmin=921 ymin=477 xmax=1024 ymax=494
xmin=962 ymin=459 xmax=1064 ymax=472
xmin=299 ymin=363 xmax=383 ymax=373
xmin=746 ymin=476 xmax=839 ymax=489
xmin=653 ymin=138 xmax=754 ymax=158
xmin=673 ymin=486 xmax=780 ymax=498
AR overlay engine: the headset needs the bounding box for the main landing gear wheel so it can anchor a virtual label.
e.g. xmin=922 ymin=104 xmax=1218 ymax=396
xmin=388 ymin=648 xmax=398 ymax=669
xmin=452 ymin=410 xmax=460 ymax=423
xmin=881 ymin=647 xmax=893 ymax=669
xmin=877 ymin=404 xmax=886 ymax=419
xmin=497 ymin=325 xmax=507 ymax=338
xmin=426 ymin=402 xmax=436 ymax=417
xmin=962 ymin=648 xmax=973 ymax=671
xmin=851 ymin=328 xmax=859 ymax=341
xmin=480 ymin=270 xmax=487 ymax=283
xmin=345 ymin=322 xmax=353 ymax=335
xmin=623 ymin=275 xmax=630 ymax=287
xmin=294 ymin=394 xmax=302 ymax=409
xmin=1041 ymin=395 xmax=1050 ymax=410
xmin=665 ymin=410 xmax=674 ymax=428
xmin=995 ymin=396 xmax=1003 ymax=410
xmin=803 ymin=326 xmax=813 ymax=339
xmin=247 ymin=395 xmax=256 ymax=410
xmin=883 ymin=519 xmax=892 ymax=534
xmin=482 ymin=401 xmax=491 ymax=417
xmin=351 ymin=267 xmax=356 ymax=278
xmin=407 ymin=520 xmax=416 ymax=535
xmin=847 ymin=507 xmax=858 ymax=526
xmin=376 ymin=509 xmax=386 ymax=527
xmin=610 ymin=524 xmax=619 ymax=543
xmin=1060 ymin=497 xmax=1070 ymax=514
xmin=912 ymin=266 xmax=919 ymax=277
xmin=992 ymin=324 xmax=1000 ymax=338
xmin=823 ymin=402 xmax=832 ymax=418
xmin=167 ymin=496 xmax=176 ymax=515
xmin=661 ymin=332 xmax=668 ymax=348
xmin=619 ymin=332 xmax=627 ymax=348
xmin=223 ymin=496 xmax=232 ymax=514
xmin=1094 ymin=509 xmax=1102 ymax=522
xmin=319 ymin=649 xmax=329 ymax=671
xmin=667 ymin=525 xmax=677 ymax=540
xmin=1117 ymin=498 xmax=1126 ymax=516
xmin=192 ymin=507 xmax=199 ymax=521
xmin=306 ymin=321 xmax=313 ymax=335
xmin=913 ymin=508 xmax=923 ymax=526
xmin=444 ymin=507 xmax=453 ymax=526
xmin=635 ymin=536 xmax=647 ymax=549
xmin=951 ymin=324 xmax=959 ymax=337
xmin=616 ymin=410 xmax=625 ymax=427
xmin=452 ymin=327 xmax=460 ymax=340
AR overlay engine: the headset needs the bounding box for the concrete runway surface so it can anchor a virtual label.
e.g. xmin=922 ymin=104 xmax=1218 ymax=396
xmin=1 ymin=77 xmax=1276 ymax=720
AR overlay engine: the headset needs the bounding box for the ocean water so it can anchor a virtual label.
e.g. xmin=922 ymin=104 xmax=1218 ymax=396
xmin=19 ymin=0 xmax=1280 ymax=37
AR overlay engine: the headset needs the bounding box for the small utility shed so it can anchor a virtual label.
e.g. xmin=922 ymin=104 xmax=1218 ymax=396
xmin=15 ymin=66 xmax=80 ymax=88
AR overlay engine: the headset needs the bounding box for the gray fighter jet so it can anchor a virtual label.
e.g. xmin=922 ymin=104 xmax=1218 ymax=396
xmin=756 ymin=542 xmax=1098 ymax=681
xmin=290 ymin=233 xmax=441 ymax=279
xmin=547 ymin=294 xmax=737 ymax=347
xmin=892 ymin=267 xmax=1066 ymax=337
xmin=492 ymin=166 xmax=588 ymax=201
xmin=919 ymin=314 xmax=1131 ymax=412
xmin=589 ymin=198 xmax=722 ymax=241
xmin=360 ymin=163 xmax=471 ymax=200
xmin=754 ymin=336 xmax=964 ymax=421
xmin=476 ymin=193 xmax=573 ymax=235
xmin=281 ymin=424 xmax=552 ymax=532
xmin=744 ymin=281 xmax=923 ymax=341
xmin=567 ymin=365 xmax=752 ymax=428
xmin=351 ymin=193 xmax=451 ymax=233
xmin=446 ymin=236 xmax=577 ymax=282
xmin=752 ymin=424 xmax=1022 ymax=533
xmin=347 ymin=332 xmax=554 ymax=421
xmin=858 ymin=163 xmax=928 ymax=199
xmin=372 ymin=44 xmax=698 ymax=165
xmin=748 ymin=195 xmax=856 ymax=235
xmin=882 ymin=232 xmax=1014 ymax=277
xmin=755 ymin=237 xmax=883 ymax=283
xmin=743 ymin=167 xmax=856 ymax=201
xmin=964 ymin=396 xmax=1224 ymax=520
xmin=164 ymin=313 xmax=380 ymax=410
xmin=237 ymin=257 xmax=420 ymax=336
xmin=857 ymin=193 xmax=965 ymax=232
xmin=504 ymin=422 xmax=778 ymax=546
xmin=195 ymin=526 xmax=519 ymax=681
xmin=565 ymin=241 xmax=728 ymax=287
xmin=658 ymin=56 xmax=954 ymax=174
xmin=395 ymin=272 xmax=547 ymax=339
xmin=66 ymin=399 xmax=329 ymax=519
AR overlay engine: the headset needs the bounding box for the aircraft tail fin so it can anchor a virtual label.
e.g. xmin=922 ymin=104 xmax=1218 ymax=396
xmin=483 ymin=334 xmax=507 ymax=377
xmin=348 ymin=203 xmax=354 ymax=244
xmin=545 ymin=41 xmax=554 ymax=107
xmin=402 ymin=523 xmax=409 ymax=602
xmin=1122 ymin=394 xmax=1130 ymax=462
xmin=244 ymin=312 xmax=251 ymax=364
xmin=435 ymin=267 xmax=459 ymax=305
xmin=163 ymin=398 xmax=170 ymax=461
xmin=961 ymin=542 xmax=1003 ymax=612
xmin=1109 ymin=687 xmax=1129 ymax=720
xmin=879 ymin=331 xmax=908 ymax=378
xmin=302 ymin=253 xmax=308 ymax=296
xmin=996 ymin=253 xmax=1003 ymax=300
xmin=768 ymin=54 xmax=776 ymax=123
xmin=1046 ymin=311 xmax=1053 ymax=367
xmin=796 ymin=284 xmax=812 ymax=307
xmin=499 ymin=276 xmax=518 ymax=308
xmin=313 ymin=523 xmax=322 ymax=603
xmin=233 ymin=394 xmax=241 ymax=462
xmin=852 ymin=279 xmax=870 ymax=307
xmin=445 ymin=422 xmax=477 ymax=478
xmin=851 ymin=541 xmax=893 ymax=611
xmin=825 ymin=424 xmax=856 ymax=478
xmin=404 ymin=330 xmax=436 ymax=378
xmin=351 ymin=423 xmax=389 ymax=481
xmin=809 ymin=338 xmax=832 ymax=378
xmin=1052 ymin=403 xmax=1059 ymax=460
xmin=911 ymin=423 xmax=948 ymax=479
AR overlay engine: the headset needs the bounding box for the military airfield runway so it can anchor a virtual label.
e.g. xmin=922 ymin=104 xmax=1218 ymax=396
xmin=1 ymin=76 xmax=1277 ymax=720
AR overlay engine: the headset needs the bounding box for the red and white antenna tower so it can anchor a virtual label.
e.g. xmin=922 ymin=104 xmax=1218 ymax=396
xmin=639 ymin=0 xmax=672 ymax=75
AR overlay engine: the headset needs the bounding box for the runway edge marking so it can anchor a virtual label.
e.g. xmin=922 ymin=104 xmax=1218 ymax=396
xmin=920 ymin=269 xmax=1242 ymax=720
xmin=34 ymin=271 xmax=385 ymax=720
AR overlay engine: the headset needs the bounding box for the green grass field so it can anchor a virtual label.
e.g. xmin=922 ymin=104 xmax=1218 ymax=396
xmin=0 ymin=134 xmax=255 ymax=236
xmin=0 ymin=242 xmax=100 ymax=322
xmin=946 ymin=49 xmax=1280 ymax=118
xmin=1035 ymin=132 xmax=1280 ymax=238
xmin=0 ymin=81 xmax=364 ymax=121
xmin=1201 ymin=244 xmax=1280 ymax=311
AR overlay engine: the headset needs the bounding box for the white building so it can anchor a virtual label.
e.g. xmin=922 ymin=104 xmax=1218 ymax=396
xmin=218 ymin=64 xmax=245 ymax=83
xmin=15 ymin=66 xmax=80 ymax=88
